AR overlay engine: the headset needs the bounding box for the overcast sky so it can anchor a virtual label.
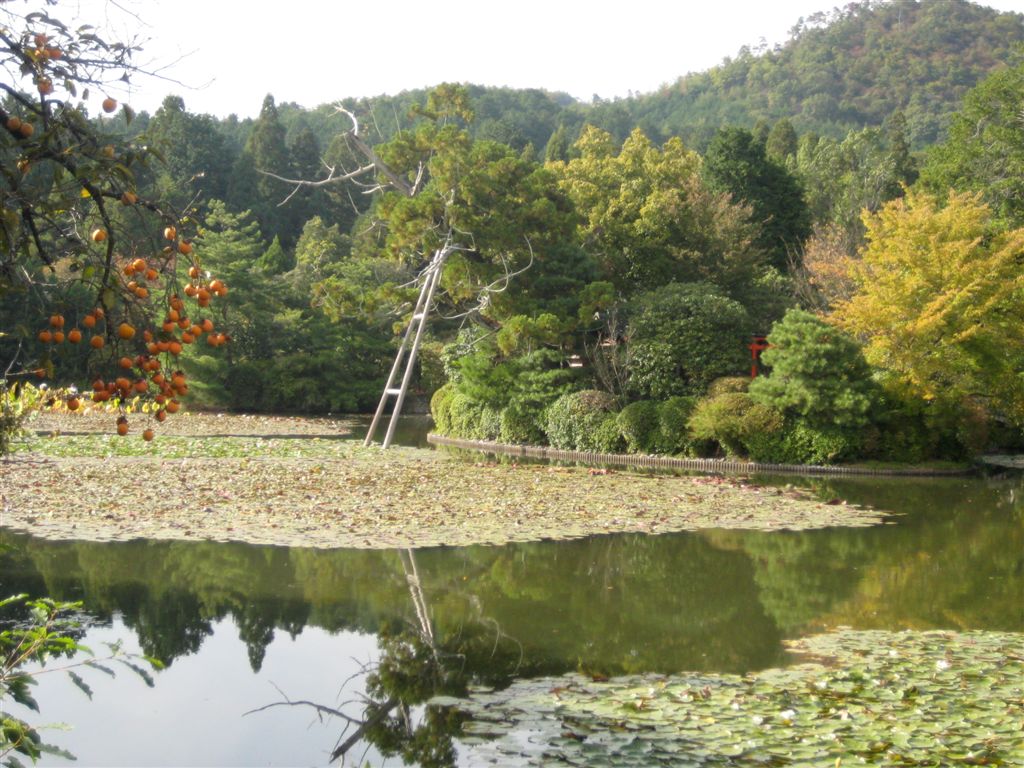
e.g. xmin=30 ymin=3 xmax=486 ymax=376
xmin=39 ymin=0 xmax=1024 ymax=118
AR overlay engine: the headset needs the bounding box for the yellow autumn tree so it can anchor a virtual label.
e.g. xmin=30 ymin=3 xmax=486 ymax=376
xmin=833 ymin=188 xmax=1024 ymax=424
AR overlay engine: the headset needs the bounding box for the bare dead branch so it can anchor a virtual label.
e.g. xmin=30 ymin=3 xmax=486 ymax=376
xmin=242 ymin=698 xmax=363 ymax=726
xmin=260 ymin=163 xmax=378 ymax=207
xmin=437 ymin=238 xmax=536 ymax=322
xmin=260 ymin=105 xmax=422 ymax=206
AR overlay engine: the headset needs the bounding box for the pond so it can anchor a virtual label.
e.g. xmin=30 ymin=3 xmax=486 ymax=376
xmin=2 ymin=424 xmax=1022 ymax=766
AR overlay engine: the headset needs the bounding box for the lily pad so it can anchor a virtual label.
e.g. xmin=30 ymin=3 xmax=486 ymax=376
xmin=455 ymin=629 xmax=1024 ymax=766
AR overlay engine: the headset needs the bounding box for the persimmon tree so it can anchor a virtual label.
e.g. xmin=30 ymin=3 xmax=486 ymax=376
xmin=0 ymin=4 xmax=229 ymax=447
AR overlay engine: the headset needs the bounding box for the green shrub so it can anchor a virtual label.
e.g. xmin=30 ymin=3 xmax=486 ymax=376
xmin=180 ymin=354 xmax=231 ymax=408
xmin=628 ymin=282 xmax=750 ymax=399
xmin=734 ymin=407 xmax=789 ymax=462
xmin=594 ymin=413 xmax=626 ymax=453
xmin=223 ymin=361 xmax=264 ymax=411
xmin=706 ymin=376 xmax=750 ymax=397
xmin=741 ymin=426 xmax=792 ymax=464
xmin=617 ymin=400 xmax=660 ymax=454
xmin=779 ymin=423 xmax=859 ymax=465
xmin=689 ymin=393 xmax=752 ymax=456
xmin=430 ymin=383 xmax=456 ymax=435
xmin=656 ymin=396 xmax=697 ymax=455
xmin=477 ymin=405 xmax=502 ymax=441
xmin=688 ymin=392 xmax=785 ymax=459
xmin=499 ymin=404 xmax=544 ymax=444
xmin=871 ymin=395 xmax=934 ymax=463
xmin=544 ymin=390 xmax=619 ymax=451
xmin=259 ymin=352 xmax=373 ymax=413
xmin=867 ymin=383 xmax=993 ymax=462
xmin=443 ymin=393 xmax=502 ymax=440
xmin=448 ymin=393 xmax=482 ymax=438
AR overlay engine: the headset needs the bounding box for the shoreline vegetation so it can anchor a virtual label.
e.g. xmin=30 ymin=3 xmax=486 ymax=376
xmin=1 ymin=413 xmax=890 ymax=550
xmin=428 ymin=434 xmax=973 ymax=477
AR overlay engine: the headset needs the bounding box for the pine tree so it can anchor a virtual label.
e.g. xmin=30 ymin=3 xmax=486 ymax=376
xmin=230 ymin=94 xmax=291 ymax=245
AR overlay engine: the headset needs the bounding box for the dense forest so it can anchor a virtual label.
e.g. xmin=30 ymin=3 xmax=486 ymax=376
xmin=3 ymin=0 xmax=1024 ymax=464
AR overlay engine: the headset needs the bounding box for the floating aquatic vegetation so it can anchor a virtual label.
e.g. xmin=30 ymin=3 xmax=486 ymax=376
xmin=1 ymin=421 xmax=887 ymax=548
xmin=455 ymin=629 xmax=1024 ymax=766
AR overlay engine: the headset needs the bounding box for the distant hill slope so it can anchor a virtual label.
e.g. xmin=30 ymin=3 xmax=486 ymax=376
xmin=274 ymin=1 xmax=1023 ymax=153
xmin=603 ymin=0 xmax=1024 ymax=147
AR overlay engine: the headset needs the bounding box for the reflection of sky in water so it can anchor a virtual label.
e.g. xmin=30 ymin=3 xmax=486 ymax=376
xmin=19 ymin=619 xmax=381 ymax=767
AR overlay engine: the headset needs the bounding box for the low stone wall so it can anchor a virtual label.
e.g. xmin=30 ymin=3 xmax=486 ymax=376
xmin=427 ymin=434 xmax=973 ymax=477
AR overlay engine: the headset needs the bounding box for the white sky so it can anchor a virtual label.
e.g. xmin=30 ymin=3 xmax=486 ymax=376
xmin=31 ymin=0 xmax=1024 ymax=118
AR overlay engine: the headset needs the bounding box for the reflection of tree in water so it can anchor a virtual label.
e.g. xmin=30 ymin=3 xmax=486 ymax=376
xmin=122 ymin=588 xmax=213 ymax=662
xmin=307 ymin=549 xmax=525 ymax=767
xmin=6 ymin=530 xmax=787 ymax=676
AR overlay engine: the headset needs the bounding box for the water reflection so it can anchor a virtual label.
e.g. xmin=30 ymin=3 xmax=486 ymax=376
xmin=2 ymin=470 xmax=1022 ymax=764
xmin=349 ymin=414 xmax=436 ymax=449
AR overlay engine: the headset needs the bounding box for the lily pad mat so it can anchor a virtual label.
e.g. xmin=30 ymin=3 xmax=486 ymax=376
xmin=455 ymin=629 xmax=1024 ymax=766
xmin=2 ymin=430 xmax=886 ymax=549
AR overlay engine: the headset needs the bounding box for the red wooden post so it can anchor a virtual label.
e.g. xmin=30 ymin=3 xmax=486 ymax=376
xmin=748 ymin=334 xmax=770 ymax=378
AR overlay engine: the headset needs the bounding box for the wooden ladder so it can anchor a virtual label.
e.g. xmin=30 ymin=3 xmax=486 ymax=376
xmin=364 ymin=245 xmax=451 ymax=449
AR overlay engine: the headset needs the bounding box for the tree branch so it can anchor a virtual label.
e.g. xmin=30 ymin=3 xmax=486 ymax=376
xmin=259 ymin=105 xmax=421 ymax=206
xmin=330 ymin=696 xmax=399 ymax=763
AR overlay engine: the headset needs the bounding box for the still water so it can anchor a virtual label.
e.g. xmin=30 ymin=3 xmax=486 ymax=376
xmin=1 ymin=427 xmax=1022 ymax=766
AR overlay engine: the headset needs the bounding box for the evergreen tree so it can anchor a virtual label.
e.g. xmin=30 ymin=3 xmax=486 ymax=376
xmin=544 ymin=124 xmax=572 ymax=163
xmin=257 ymin=236 xmax=291 ymax=274
xmin=285 ymin=123 xmax=326 ymax=243
xmin=148 ymin=95 xmax=234 ymax=207
xmin=229 ymin=94 xmax=292 ymax=245
xmin=766 ymin=118 xmax=798 ymax=163
xmin=884 ymin=111 xmax=917 ymax=190
xmin=703 ymin=127 xmax=812 ymax=272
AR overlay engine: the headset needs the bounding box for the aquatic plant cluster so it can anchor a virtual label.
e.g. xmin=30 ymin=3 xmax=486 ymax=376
xmin=456 ymin=629 xmax=1024 ymax=766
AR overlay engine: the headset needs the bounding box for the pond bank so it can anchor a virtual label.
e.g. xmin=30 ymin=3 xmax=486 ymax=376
xmin=1 ymin=415 xmax=889 ymax=549
xmin=428 ymin=434 xmax=974 ymax=477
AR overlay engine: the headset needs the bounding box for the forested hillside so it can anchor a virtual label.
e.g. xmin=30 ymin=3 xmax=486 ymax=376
xmin=621 ymin=0 xmax=1024 ymax=147
xmin=147 ymin=0 xmax=1024 ymax=159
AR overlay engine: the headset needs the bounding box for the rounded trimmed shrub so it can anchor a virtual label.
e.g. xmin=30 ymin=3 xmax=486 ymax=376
xmin=544 ymin=390 xmax=619 ymax=451
xmin=594 ymin=413 xmax=627 ymax=453
xmin=224 ymin=361 xmax=263 ymax=411
xmin=477 ymin=405 xmax=502 ymax=441
xmin=779 ymin=423 xmax=859 ymax=465
xmin=688 ymin=392 xmax=785 ymax=458
xmin=656 ymin=396 xmax=697 ymax=455
xmin=617 ymin=400 xmax=660 ymax=454
xmin=499 ymin=405 xmax=543 ymax=445
xmin=628 ymin=282 xmax=751 ymax=399
xmin=448 ymin=393 xmax=484 ymax=439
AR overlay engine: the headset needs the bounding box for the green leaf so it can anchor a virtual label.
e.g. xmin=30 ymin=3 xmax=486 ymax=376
xmin=67 ymin=670 xmax=93 ymax=699
xmin=115 ymin=658 xmax=155 ymax=687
